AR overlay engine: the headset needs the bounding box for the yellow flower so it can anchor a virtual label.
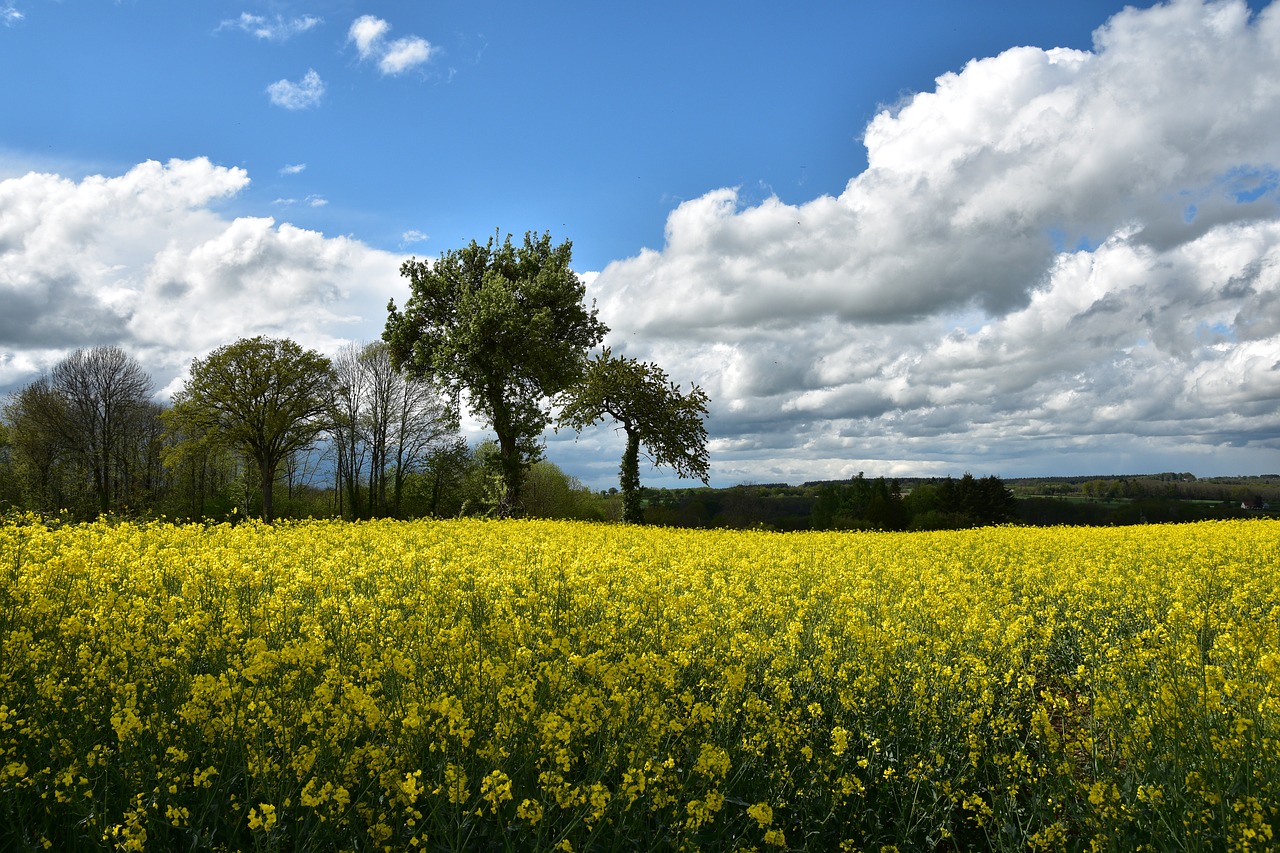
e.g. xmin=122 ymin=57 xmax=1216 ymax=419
xmin=517 ymin=798 xmax=544 ymax=826
xmin=481 ymin=769 xmax=513 ymax=813
xmin=4 ymin=516 xmax=1279 ymax=849
xmin=247 ymin=803 xmax=277 ymax=832
xmin=748 ymin=801 xmax=774 ymax=828
xmin=831 ymin=726 xmax=850 ymax=757
xmin=443 ymin=763 xmax=468 ymax=805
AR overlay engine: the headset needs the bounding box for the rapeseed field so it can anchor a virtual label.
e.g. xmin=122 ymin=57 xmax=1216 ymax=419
xmin=1 ymin=517 xmax=1276 ymax=851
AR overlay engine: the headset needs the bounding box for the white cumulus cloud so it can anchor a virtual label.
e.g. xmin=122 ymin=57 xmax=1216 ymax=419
xmin=585 ymin=0 xmax=1280 ymax=483
xmin=379 ymin=36 xmax=433 ymax=75
xmin=348 ymin=15 xmax=435 ymax=76
xmin=0 ymin=158 xmax=404 ymax=396
xmin=348 ymin=14 xmax=389 ymax=58
xmin=266 ymin=69 xmax=325 ymax=110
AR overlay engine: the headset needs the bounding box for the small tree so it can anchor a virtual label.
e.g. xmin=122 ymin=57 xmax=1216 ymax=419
xmin=558 ymin=347 xmax=710 ymax=523
xmin=159 ymin=411 xmax=242 ymax=521
xmin=168 ymin=336 xmax=333 ymax=522
xmin=408 ymin=436 xmax=472 ymax=518
xmin=0 ymin=421 xmax=19 ymax=510
xmin=385 ymin=230 xmax=607 ymax=515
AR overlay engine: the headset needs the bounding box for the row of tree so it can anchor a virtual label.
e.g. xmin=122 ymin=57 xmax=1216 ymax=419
xmin=1 ymin=231 xmax=713 ymax=523
xmin=0 ymin=340 xmax=458 ymax=522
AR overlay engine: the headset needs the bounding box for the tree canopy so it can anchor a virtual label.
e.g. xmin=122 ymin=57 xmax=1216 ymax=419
xmin=167 ymin=336 xmax=334 ymax=522
xmin=558 ymin=347 xmax=710 ymax=523
xmin=384 ymin=230 xmax=607 ymax=515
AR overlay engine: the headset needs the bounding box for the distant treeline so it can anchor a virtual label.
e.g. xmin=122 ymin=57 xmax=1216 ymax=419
xmin=1012 ymin=473 xmax=1280 ymax=503
xmin=638 ymin=472 xmax=1275 ymax=531
xmin=643 ymin=473 xmax=1017 ymax=531
xmin=1009 ymin=473 xmax=1280 ymax=526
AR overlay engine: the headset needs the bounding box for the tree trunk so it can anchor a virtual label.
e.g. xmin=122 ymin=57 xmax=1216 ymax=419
xmin=334 ymin=456 xmax=343 ymax=518
xmin=393 ymin=447 xmax=406 ymax=518
xmin=490 ymin=394 xmax=522 ymax=518
xmin=260 ymin=458 xmax=275 ymax=523
xmin=429 ymin=466 xmax=442 ymax=517
xmin=496 ymin=430 xmax=521 ymax=517
xmin=620 ymin=428 xmax=642 ymax=524
xmin=94 ymin=461 xmax=109 ymax=516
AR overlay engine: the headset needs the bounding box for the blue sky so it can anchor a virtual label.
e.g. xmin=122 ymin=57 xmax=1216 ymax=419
xmin=2 ymin=0 xmax=1279 ymax=488
xmin=2 ymin=1 xmax=1140 ymax=268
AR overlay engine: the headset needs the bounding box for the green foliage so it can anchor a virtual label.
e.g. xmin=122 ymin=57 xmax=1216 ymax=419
xmin=923 ymin=474 xmax=1019 ymax=529
xmin=167 ymin=336 xmax=334 ymax=522
xmin=520 ymin=459 xmax=610 ymax=521
xmin=644 ymin=475 xmax=1018 ymax=532
xmin=0 ymin=423 xmax=20 ymax=511
xmin=811 ymin=474 xmax=908 ymax=531
xmin=3 ymin=378 xmax=73 ymax=513
xmin=156 ymin=413 xmax=243 ymax=522
xmin=385 ymin=231 xmax=607 ymax=516
xmin=558 ymin=347 xmax=710 ymax=523
xmin=396 ymin=437 xmax=474 ymax=518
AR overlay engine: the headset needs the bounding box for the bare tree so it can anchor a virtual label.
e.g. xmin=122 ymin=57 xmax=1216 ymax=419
xmin=331 ymin=343 xmax=370 ymax=517
xmin=329 ymin=341 xmax=459 ymax=518
xmin=384 ymin=344 xmax=459 ymax=516
xmin=49 ymin=346 xmax=155 ymax=513
xmin=362 ymin=341 xmax=396 ymax=516
xmin=3 ymin=348 xmax=160 ymax=516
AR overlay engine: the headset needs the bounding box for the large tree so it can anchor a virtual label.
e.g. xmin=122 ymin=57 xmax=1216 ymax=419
xmin=558 ymin=347 xmax=710 ymax=523
xmin=384 ymin=230 xmax=607 ymax=515
xmin=168 ymin=336 xmax=333 ymax=522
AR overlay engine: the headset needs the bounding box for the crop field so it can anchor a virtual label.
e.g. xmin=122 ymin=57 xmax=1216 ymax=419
xmin=1 ymin=517 xmax=1277 ymax=851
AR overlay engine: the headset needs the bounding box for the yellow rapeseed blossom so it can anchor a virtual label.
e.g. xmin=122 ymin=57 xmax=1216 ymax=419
xmin=517 ymin=797 xmax=544 ymax=826
xmin=246 ymin=803 xmax=277 ymax=832
xmin=0 ymin=517 xmax=1276 ymax=850
xmin=481 ymin=769 xmax=513 ymax=813
xmin=748 ymin=802 xmax=774 ymax=828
